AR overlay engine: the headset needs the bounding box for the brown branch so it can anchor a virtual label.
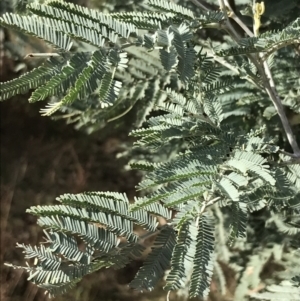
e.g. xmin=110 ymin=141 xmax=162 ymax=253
xmin=211 ymin=0 xmax=300 ymax=158
xmin=260 ymin=59 xmax=300 ymax=156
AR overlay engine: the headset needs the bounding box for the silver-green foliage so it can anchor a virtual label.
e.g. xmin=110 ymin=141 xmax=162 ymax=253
xmin=2 ymin=0 xmax=300 ymax=300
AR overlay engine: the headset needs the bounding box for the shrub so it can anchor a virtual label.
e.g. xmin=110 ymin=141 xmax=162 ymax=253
xmin=1 ymin=0 xmax=300 ymax=300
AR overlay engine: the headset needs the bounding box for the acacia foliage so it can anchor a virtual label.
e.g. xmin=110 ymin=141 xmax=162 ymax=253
xmin=1 ymin=0 xmax=300 ymax=300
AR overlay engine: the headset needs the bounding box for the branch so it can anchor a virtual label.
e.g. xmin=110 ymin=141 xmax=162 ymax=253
xmin=204 ymin=47 xmax=262 ymax=88
xmin=279 ymin=149 xmax=300 ymax=159
xmin=218 ymin=0 xmax=240 ymax=41
xmin=278 ymin=157 xmax=300 ymax=166
xmin=261 ymin=60 xmax=300 ymax=156
xmin=212 ymin=1 xmax=300 ymax=157
xmin=139 ymin=196 xmax=221 ymax=245
xmin=261 ymin=38 xmax=300 ymax=61
xmin=224 ymin=0 xmax=254 ymax=37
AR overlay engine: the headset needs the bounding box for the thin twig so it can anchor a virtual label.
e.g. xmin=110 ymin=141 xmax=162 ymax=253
xmin=279 ymin=149 xmax=300 ymax=158
xmin=260 ymin=38 xmax=300 ymax=61
xmin=107 ymin=105 xmax=134 ymax=123
xmin=138 ymin=196 xmax=222 ymax=246
xmin=24 ymin=53 xmax=60 ymax=59
xmin=278 ymin=157 xmax=300 ymax=166
xmin=218 ymin=0 xmax=240 ymax=41
xmin=166 ymin=291 xmax=171 ymax=301
xmin=206 ymin=49 xmax=262 ymax=88
xmin=206 ymin=196 xmax=221 ymax=207
xmin=224 ymin=0 xmax=254 ymax=37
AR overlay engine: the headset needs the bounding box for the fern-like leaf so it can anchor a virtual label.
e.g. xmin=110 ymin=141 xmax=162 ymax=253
xmin=129 ymin=225 xmax=177 ymax=291
xmin=189 ymin=213 xmax=215 ymax=299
